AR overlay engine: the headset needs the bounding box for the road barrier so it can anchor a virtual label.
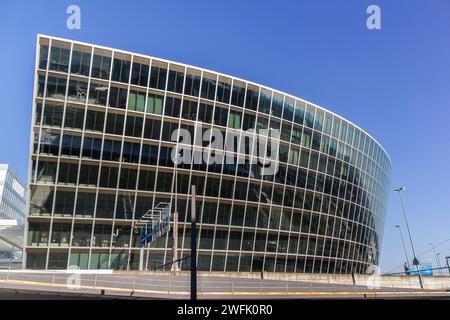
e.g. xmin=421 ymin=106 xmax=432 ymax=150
xmin=0 ymin=270 xmax=449 ymax=298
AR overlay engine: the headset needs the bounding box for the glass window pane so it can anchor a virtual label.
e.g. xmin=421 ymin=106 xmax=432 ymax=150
xmin=108 ymin=86 xmax=127 ymax=109
xmin=49 ymin=47 xmax=70 ymax=72
xmin=43 ymin=104 xmax=64 ymax=127
xmin=50 ymin=222 xmax=72 ymax=245
xmin=64 ymin=107 xmax=84 ymax=129
xmin=91 ymin=54 xmax=111 ymax=80
xmin=131 ymin=62 xmax=149 ymax=87
xmin=85 ymin=110 xmax=105 ymax=132
xmin=216 ymin=81 xmax=231 ymax=104
xmin=201 ymin=77 xmax=216 ymax=100
xmin=146 ymin=93 xmax=163 ymax=115
xmin=111 ymin=58 xmax=130 ymax=83
xmin=167 ymin=70 xmax=184 ymax=93
xmin=231 ymin=84 xmax=245 ymax=107
xmin=150 ymin=66 xmax=167 ymax=90
xmin=88 ymin=83 xmax=108 ymax=106
xmin=29 ymin=186 xmax=54 ymax=216
xmin=184 ymin=73 xmax=200 ymax=96
xmin=245 ymin=88 xmax=259 ymax=111
xmin=71 ymin=50 xmax=91 ymax=76
xmin=39 ymin=45 xmax=49 ymax=69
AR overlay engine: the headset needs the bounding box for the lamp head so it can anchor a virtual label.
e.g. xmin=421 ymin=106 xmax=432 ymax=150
xmin=394 ymin=187 xmax=406 ymax=192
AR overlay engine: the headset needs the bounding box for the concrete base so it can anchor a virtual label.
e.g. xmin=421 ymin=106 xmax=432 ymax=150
xmin=113 ymin=270 xmax=450 ymax=291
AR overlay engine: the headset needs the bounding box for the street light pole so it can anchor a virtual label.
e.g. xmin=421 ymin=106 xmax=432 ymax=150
xmin=437 ymin=253 xmax=443 ymax=275
xmin=394 ymin=187 xmax=423 ymax=289
xmin=395 ymin=225 xmax=410 ymax=270
xmin=446 ymin=256 xmax=450 ymax=275
xmin=190 ymin=185 xmax=197 ymax=301
xmin=428 ymin=243 xmax=442 ymax=276
xmin=172 ymin=149 xmax=181 ymax=273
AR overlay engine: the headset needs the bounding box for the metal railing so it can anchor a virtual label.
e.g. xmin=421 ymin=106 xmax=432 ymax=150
xmin=0 ymin=270 xmax=449 ymax=298
xmin=384 ymin=265 xmax=450 ymax=276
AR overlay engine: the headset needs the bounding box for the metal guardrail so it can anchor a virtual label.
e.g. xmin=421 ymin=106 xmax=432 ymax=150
xmin=384 ymin=265 xmax=450 ymax=276
xmin=0 ymin=270 xmax=450 ymax=297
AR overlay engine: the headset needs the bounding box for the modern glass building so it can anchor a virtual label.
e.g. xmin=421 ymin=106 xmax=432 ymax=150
xmin=0 ymin=164 xmax=27 ymax=225
xmin=25 ymin=35 xmax=392 ymax=273
xmin=0 ymin=165 xmax=26 ymax=267
xmin=0 ymin=220 xmax=24 ymax=268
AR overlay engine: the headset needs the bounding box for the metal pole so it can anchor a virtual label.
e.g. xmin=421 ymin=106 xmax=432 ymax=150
xmin=191 ymin=185 xmax=197 ymax=301
xmin=139 ymin=246 xmax=144 ymax=271
xmin=172 ymin=149 xmax=180 ymax=273
xmin=432 ymin=247 xmax=440 ymax=275
xmin=145 ymin=243 xmax=150 ymax=271
xmin=446 ymin=256 xmax=450 ymax=275
xmin=396 ymin=226 xmax=410 ymax=269
xmin=395 ymin=189 xmax=424 ymax=289
xmin=9 ymin=244 xmax=14 ymax=270
xmin=436 ymin=253 xmax=443 ymax=276
xmin=429 ymin=244 xmax=442 ymax=276
xmin=398 ymin=192 xmax=418 ymax=263
xmin=172 ymin=211 xmax=179 ymax=273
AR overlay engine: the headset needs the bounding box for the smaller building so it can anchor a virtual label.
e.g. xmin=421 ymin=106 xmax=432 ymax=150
xmin=0 ymin=164 xmax=27 ymax=225
xmin=0 ymin=220 xmax=24 ymax=268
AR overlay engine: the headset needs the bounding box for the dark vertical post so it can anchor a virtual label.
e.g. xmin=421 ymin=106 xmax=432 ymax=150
xmin=446 ymin=257 xmax=450 ymax=275
xmin=172 ymin=211 xmax=179 ymax=273
xmin=190 ymin=185 xmax=197 ymax=300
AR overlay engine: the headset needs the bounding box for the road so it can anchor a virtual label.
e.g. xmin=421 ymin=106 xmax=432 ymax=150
xmin=0 ymin=271 xmax=449 ymax=299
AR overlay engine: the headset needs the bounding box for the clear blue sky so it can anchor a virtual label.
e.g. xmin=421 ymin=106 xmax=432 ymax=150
xmin=0 ymin=0 xmax=449 ymax=273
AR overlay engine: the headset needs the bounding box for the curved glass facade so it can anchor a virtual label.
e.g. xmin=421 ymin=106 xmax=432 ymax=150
xmin=25 ymin=35 xmax=391 ymax=273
